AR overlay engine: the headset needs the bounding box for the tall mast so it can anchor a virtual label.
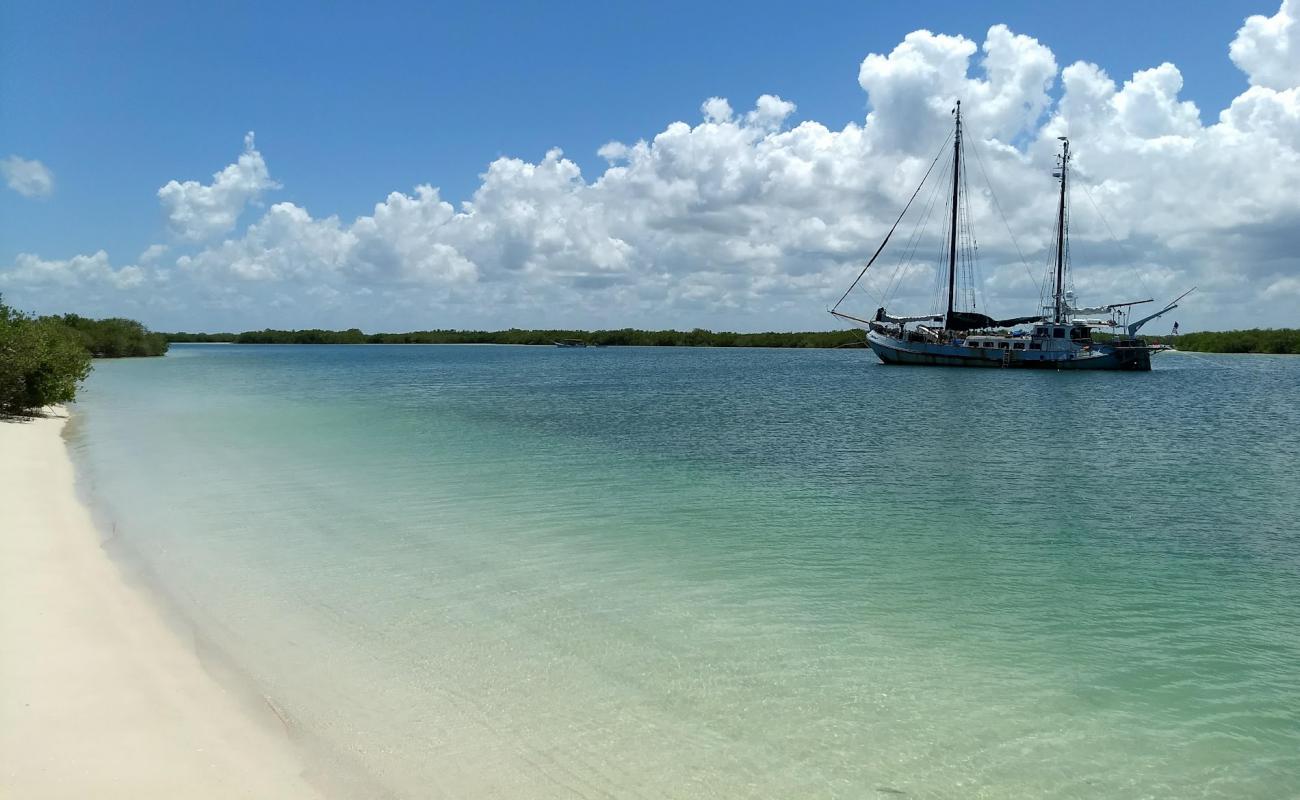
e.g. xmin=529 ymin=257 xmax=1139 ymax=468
xmin=945 ymin=101 xmax=962 ymax=327
xmin=1053 ymin=137 xmax=1070 ymax=324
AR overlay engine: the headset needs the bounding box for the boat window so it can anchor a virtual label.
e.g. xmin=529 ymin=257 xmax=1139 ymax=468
xmin=1053 ymin=328 xmax=1065 ymax=338
xmin=1013 ymin=342 xmax=1026 ymax=350
xmin=997 ymin=342 xmax=1008 ymax=349
xmin=967 ymin=341 xmax=979 ymax=347
xmin=1029 ymin=343 xmax=1042 ymax=350
xmin=982 ymin=341 xmax=995 ymax=348
xmin=1034 ymin=327 xmax=1047 ymax=337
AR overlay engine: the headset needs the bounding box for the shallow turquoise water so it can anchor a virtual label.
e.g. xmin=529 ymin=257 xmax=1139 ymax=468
xmin=72 ymin=345 xmax=1300 ymax=798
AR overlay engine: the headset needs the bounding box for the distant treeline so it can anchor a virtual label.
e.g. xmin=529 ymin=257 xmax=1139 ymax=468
xmin=1166 ymin=329 xmax=1300 ymax=355
xmin=163 ymin=326 xmax=1300 ymax=354
xmin=1 ymin=298 xmax=168 ymax=415
xmin=164 ymin=327 xmax=868 ymax=348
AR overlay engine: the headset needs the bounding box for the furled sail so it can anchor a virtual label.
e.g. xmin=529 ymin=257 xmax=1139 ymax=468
xmin=874 ymin=308 xmax=943 ymax=325
xmin=944 ymin=311 xmax=1044 ymax=332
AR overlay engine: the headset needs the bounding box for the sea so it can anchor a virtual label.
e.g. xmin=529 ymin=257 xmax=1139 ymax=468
xmin=69 ymin=344 xmax=1300 ymax=799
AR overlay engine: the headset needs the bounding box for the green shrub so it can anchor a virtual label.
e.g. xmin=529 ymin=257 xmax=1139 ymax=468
xmin=0 ymin=299 xmax=93 ymax=416
xmin=56 ymin=314 xmax=169 ymax=357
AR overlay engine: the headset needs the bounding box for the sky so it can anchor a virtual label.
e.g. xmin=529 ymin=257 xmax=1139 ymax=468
xmin=1 ymin=0 xmax=1296 ymax=333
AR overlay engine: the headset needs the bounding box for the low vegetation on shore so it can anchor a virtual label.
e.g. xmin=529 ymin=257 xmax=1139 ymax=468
xmin=164 ymin=326 xmax=1300 ymax=353
xmin=165 ymin=327 xmax=869 ymax=348
xmin=0 ymin=297 xmax=168 ymax=415
xmin=1165 ymin=329 xmax=1300 ymax=355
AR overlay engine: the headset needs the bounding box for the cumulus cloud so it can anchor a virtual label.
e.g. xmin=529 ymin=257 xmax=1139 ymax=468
xmin=1230 ymin=0 xmax=1300 ymax=90
xmin=701 ymin=97 xmax=734 ymax=123
xmin=157 ymin=131 xmax=280 ymax=241
xmin=857 ymin=25 xmax=1056 ymax=149
xmin=1 ymin=155 xmax=55 ymax=197
xmin=139 ymin=243 xmax=169 ymax=263
xmin=7 ymin=251 xmax=144 ymax=290
xmin=4 ymin=2 xmax=1300 ymax=331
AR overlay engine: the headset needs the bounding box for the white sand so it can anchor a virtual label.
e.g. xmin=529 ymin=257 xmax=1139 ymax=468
xmin=0 ymin=409 xmax=326 ymax=799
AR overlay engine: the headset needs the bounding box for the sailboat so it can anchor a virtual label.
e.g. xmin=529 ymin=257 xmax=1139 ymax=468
xmin=830 ymin=101 xmax=1191 ymax=371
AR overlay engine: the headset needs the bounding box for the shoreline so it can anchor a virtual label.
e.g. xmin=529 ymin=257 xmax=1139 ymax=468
xmin=0 ymin=408 xmax=327 ymax=799
xmin=166 ymin=341 xmax=1299 ymax=355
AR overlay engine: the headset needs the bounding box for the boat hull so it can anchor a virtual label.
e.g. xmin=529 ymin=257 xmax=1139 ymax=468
xmin=866 ymin=332 xmax=1151 ymax=371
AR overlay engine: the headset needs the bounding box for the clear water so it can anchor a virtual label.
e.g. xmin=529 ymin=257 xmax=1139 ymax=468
xmin=70 ymin=345 xmax=1300 ymax=798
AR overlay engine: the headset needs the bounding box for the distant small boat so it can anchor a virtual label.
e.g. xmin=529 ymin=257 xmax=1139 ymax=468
xmin=554 ymin=338 xmax=588 ymax=348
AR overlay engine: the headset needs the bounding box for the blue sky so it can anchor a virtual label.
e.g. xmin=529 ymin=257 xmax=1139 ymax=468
xmin=1 ymin=0 xmax=1295 ymax=331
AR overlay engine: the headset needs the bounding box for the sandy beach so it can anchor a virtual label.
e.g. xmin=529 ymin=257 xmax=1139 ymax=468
xmin=0 ymin=409 xmax=325 ymax=799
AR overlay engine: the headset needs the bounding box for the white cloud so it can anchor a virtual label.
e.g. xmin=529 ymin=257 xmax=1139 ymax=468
xmin=7 ymin=251 xmax=144 ymax=290
xmin=3 ymin=2 xmax=1300 ymax=331
xmin=139 ymin=243 xmax=169 ymax=263
xmin=1230 ymin=0 xmax=1300 ymax=90
xmin=1 ymin=155 xmax=54 ymax=197
xmin=1111 ymin=64 xmax=1202 ymax=139
xmin=744 ymin=94 xmax=797 ymax=130
xmin=156 ymin=131 xmax=280 ymax=241
xmin=857 ymin=25 xmax=1057 ymax=149
xmin=1265 ymin=275 xmax=1300 ymax=299
xmin=701 ymin=97 xmax=734 ymax=123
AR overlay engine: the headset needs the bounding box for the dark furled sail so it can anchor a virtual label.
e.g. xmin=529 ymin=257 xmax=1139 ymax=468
xmin=944 ymin=311 xmax=1044 ymax=332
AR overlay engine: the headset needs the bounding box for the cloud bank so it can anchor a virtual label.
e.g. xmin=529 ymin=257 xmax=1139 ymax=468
xmin=4 ymin=3 xmax=1299 ymax=332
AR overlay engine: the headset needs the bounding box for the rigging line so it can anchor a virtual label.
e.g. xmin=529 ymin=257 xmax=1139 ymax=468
xmin=883 ymin=153 xmax=948 ymax=307
xmin=842 ymin=137 xmax=952 ymax=312
xmin=1064 ymin=175 xmax=1073 ymax=291
xmin=869 ymin=171 xmax=944 ymax=310
xmin=927 ymin=170 xmax=952 ymax=314
xmin=876 ymin=159 xmax=941 ymax=310
xmin=1078 ymin=179 xmax=1153 ymax=300
xmin=930 ymin=189 xmax=954 ymax=314
xmin=1040 ymin=224 xmax=1056 ymax=312
xmin=1040 ymin=191 xmax=1062 ymax=312
xmin=959 ymin=157 xmax=978 ymax=310
xmin=955 ymin=168 xmax=968 ymax=309
xmin=959 ymin=155 xmax=980 ymax=310
xmin=932 ymin=147 xmax=962 ymax=314
xmin=968 ymin=137 xmax=1040 ymax=298
xmin=935 ymin=186 xmax=956 ymax=314
xmin=831 ymin=130 xmax=953 ymax=313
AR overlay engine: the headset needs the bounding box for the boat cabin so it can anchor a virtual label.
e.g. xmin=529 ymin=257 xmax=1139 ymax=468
xmin=958 ymin=324 xmax=1092 ymax=354
xmin=963 ymin=335 xmax=1031 ymax=351
xmin=1032 ymin=324 xmax=1092 ymax=342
